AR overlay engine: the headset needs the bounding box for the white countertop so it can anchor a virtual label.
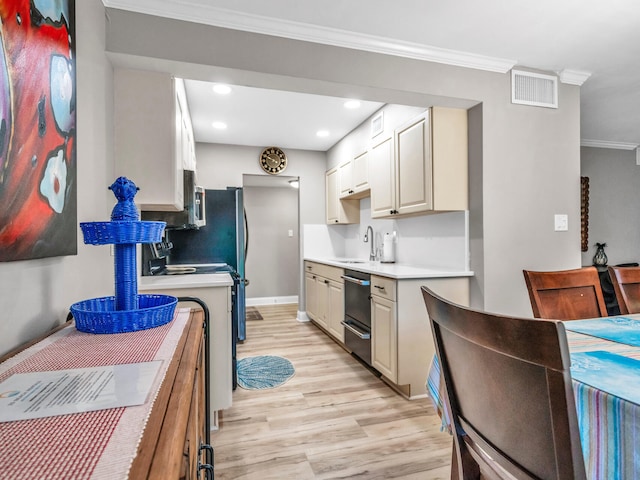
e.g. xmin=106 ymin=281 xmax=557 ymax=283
xmin=138 ymin=273 xmax=233 ymax=290
xmin=304 ymin=257 xmax=474 ymax=280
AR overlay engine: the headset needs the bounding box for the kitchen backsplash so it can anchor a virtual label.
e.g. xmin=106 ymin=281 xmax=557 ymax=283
xmin=303 ymin=198 xmax=469 ymax=270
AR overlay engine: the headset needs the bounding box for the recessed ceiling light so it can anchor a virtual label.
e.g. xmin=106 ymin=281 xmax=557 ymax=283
xmin=212 ymin=84 xmax=232 ymax=95
xmin=316 ymin=130 xmax=330 ymax=137
xmin=344 ymin=100 xmax=361 ymax=109
xmin=212 ymin=121 xmax=227 ymax=130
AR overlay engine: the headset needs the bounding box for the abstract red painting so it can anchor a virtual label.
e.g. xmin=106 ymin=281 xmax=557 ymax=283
xmin=0 ymin=0 xmax=76 ymax=261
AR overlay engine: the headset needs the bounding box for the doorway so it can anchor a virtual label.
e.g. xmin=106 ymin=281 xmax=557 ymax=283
xmin=242 ymin=174 xmax=300 ymax=305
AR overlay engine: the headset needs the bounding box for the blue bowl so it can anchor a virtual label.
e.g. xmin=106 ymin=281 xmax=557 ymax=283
xmin=70 ymin=294 xmax=178 ymax=334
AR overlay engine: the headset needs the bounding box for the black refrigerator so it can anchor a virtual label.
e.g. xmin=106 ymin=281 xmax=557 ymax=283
xmin=169 ymin=187 xmax=248 ymax=342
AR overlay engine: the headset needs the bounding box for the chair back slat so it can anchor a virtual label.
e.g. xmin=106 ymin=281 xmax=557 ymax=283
xmin=523 ymin=267 xmax=607 ymax=320
xmin=422 ymin=286 xmax=586 ymax=480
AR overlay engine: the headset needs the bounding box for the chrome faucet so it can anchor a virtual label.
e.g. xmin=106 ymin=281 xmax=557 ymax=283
xmin=364 ymin=225 xmax=375 ymax=261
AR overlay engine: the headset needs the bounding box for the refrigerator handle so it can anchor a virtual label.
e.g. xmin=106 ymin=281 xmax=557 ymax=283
xmin=244 ymin=208 xmax=249 ymax=263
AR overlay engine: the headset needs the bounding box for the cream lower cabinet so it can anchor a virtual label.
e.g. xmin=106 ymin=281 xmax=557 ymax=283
xmin=371 ymin=280 xmax=397 ymax=382
xmin=305 ymin=261 xmax=345 ymax=343
xmin=371 ymin=275 xmax=469 ymax=398
xmin=305 ymin=272 xmax=319 ymax=321
xmin=327 ymin=279 xmax=345 ymax=342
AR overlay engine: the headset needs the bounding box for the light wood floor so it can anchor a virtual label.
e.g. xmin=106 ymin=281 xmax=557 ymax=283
xmin=211 ymin=304 xmax=452 ymax=479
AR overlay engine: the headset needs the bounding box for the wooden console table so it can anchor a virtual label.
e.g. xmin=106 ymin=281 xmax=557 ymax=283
xmin=0 ymin=307 xmax=212 ymax=479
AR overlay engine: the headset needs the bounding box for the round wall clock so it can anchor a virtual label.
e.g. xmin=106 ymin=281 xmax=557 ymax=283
xmin=259 ymin=147 xmax=288 ymax=175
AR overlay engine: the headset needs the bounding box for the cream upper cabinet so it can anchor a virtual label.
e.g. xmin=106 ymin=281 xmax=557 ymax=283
xmin=114 ymin=70 xmax=196 ymax=212
xmin=369 ymin=135 xmax=395 ymax=218
xmin=339 ymin=150 xmax=370 ymax=199
xmin=371 ymin=107 xmax=468 ymax=219
xmin=326 ymin=167 xmax=359 ymax=224
xmin=338 ymin=160 xmax=353 ymax=197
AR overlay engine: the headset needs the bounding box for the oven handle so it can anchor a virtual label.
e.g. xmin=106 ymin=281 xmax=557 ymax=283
xmin=341 ymin=321 xmax=371 ymax=339
xmin=341 ymin=275 xmax=370 ymax=286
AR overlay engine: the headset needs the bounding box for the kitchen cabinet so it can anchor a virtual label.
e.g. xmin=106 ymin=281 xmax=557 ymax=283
xmin=339 ymin=150 xmax=370 ymax=199
xmin=369 ymin=135 xmax=395 ymax=218
xmin=326 ymin=167 xmax=359 ymax=224
xmin=304 ymin=258 xmax=471 ymax=398
xmin=305 ymin=271 xmax=319 ymax=321
xmin=304 ymin=261 xmax=345 ymax=343
xmin=139 ymin=277 xmax=233 ymax=427
xmin=114 ymin=69 xmax=196 ymax=212
xmin=371 ymin=275 xmax=398 ymax=382
xmin=371 ymin=107 xmax=468 ymax=219
xmin=130 ymin=309 xmax=209 ymax=480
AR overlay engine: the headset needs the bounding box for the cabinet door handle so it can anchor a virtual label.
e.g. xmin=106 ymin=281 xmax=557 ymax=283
xmin=374 ymin=285 xmax=385 ymax=291
xmin=324 ymin=279 xmax=329 ymax=284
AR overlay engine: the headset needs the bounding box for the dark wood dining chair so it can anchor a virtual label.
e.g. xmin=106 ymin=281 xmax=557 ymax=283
xmin=421 ymin=286 xmax=586 ymax=480
xmin=523 ymin=267 xmax=608 ymax=320
xmin=608 ymin=265 xmax=640 ymax=314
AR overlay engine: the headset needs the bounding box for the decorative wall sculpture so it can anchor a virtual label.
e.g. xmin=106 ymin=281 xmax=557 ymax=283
xmin=581 ymin=176 xmax=589 ymax=252
xmin=0 ymin=1 xmax=76 ymax=261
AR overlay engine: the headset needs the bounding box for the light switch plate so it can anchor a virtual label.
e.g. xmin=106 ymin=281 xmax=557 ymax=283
xmin=554 ymin=214 xmax=568 ymax=231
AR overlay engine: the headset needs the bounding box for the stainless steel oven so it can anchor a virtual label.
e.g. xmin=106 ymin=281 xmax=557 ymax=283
xmin=341 ymin=269 xmax=372 ymax=366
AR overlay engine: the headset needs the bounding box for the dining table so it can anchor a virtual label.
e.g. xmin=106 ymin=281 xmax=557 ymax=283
xmin=426 ymin=315 xmax=640 ymax=480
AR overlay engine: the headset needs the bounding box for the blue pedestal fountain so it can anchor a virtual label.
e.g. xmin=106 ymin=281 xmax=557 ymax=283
xmin=70 ymin=177 xmax=177 ymax=334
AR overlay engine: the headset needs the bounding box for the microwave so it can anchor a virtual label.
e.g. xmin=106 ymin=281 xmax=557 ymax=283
xmin=141 ymin=170 xmax=206 ymax=229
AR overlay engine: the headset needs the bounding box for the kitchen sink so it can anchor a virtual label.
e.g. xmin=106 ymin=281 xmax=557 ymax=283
xmin=333 ymin=258 xmax=367 ymax=264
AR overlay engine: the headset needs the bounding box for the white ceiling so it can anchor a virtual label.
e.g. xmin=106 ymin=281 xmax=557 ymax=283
xmin=184 ymin=80 xmax=384 ymax=151
xmin=104 ymin=0 xmax=640 ymax=151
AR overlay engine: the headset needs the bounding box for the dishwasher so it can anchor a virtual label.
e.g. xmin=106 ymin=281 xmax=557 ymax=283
xmin=341 ymin=269 xmax=372 ymax=366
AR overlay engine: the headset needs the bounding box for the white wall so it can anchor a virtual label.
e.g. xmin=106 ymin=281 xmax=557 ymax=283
xmin=581 ymin=147 xmax=640 ymax=266
xmin=0 ymin=0 xmax=115 ymax=356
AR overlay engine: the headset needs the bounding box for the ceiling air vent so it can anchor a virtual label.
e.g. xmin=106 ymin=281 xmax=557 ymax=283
xmin=511 ymin=69 xmax=558 ymax=108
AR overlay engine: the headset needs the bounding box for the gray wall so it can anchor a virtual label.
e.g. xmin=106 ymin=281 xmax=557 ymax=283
xmin=105 ymin=8 xmax=581 ymax=318
xmin=0 ymin=0 xmax=115 ymax=356
xmin=581 ymin=147 xmax=640 ymax=266
xmin=243 ymin=186 xmax=299 ymax=301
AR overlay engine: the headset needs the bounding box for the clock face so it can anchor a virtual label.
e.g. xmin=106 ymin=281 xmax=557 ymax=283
xmin=260 ymin=147 xmax=287 ymax=174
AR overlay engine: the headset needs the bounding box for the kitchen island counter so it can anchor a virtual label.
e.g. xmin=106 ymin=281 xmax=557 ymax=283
xmin=304 ymin=257 xmax=473 ymax=280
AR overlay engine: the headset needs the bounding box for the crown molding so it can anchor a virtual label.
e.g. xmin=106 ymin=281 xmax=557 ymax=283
xmin=103 ymin=0 xmax=516 ymax=73
xmin=558 ymin=69 xmax=591 ymax=86
xmin=581 ymin=139 xmax=639 ymax=150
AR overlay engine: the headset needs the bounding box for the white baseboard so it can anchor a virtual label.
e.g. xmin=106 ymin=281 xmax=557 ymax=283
xmin=246 ymin=295 xmax=298 ymax=306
